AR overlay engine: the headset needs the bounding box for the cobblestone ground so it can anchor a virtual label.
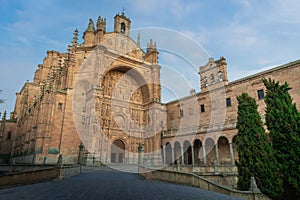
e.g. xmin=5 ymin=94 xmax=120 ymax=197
xmin=0 ymin=166 xmax=242 ymax=200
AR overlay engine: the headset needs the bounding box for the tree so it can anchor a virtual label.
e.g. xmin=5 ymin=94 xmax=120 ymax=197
xmin=263 ymin=78 xmax=300 ymax=199
xmin=236 ymin=93 xmax=283 ymax=199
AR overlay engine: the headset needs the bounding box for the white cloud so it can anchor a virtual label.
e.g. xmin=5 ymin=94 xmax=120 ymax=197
xmin=271 ymin=0 xmax=300 ymax=24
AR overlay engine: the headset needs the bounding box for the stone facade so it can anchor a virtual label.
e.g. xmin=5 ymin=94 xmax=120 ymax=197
xmin=2 ymin=12 xmax=300 ymax=167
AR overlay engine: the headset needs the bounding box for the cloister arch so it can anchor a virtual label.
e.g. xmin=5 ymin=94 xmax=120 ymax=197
xmin=165 ymin=142 xmax=172 ymax=164
xmin=174 ymin=141 xmax=181 ymax=164
xmin=205 ymin=138 xmax=216 ymax=165
xmin=193 ymin=139 xmax=202 ymax=164
xmin=218 ymin=136 xmax=231 ymax=164
xmin=183 ymin=140 xmax=192 ymax=165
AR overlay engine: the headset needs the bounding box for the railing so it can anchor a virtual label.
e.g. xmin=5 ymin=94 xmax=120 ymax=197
xmin=139 ymin=166 xmax=270 ymax=200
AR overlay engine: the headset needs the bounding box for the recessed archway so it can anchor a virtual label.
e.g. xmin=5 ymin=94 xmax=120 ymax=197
xmin=111 ymin=139 xmax=125 ymax=163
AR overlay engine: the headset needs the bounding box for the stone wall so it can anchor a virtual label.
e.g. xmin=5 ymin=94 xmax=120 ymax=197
xmin=0 ymin=165 xmax=80 ymax=188
xmin=140 ymin=166 xmax=270 ymax=200
xmin=0 ymin=167 xmax=59 ymax=188
xmin=164 ymin=165 xmax=238 ymax=188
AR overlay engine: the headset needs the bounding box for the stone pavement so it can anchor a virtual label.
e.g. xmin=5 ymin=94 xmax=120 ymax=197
xmin=0 ymin=166 xmax=242 ymax=200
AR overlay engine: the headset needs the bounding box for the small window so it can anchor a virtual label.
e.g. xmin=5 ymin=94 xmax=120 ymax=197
xmin=58 ymin=103 xmax=63 ymax=110
xmin=210 ymin=74 xmax=215 ymax=84
xmin=6 ymin=132 xmax=12 ymax=140
xmin=180 ymin=109 xmax=184 ymax=117
xmin=204 ymin=76 xmax=208 ymax=87
xmin=200 ymin=104 xmax=205 ymax=113
xmin=257 ymin=89 xmax=264 ymax=100
xmin=226 ymin=98 xmax=232 ymax=107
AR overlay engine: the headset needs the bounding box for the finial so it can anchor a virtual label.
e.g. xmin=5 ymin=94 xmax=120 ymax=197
xmin=149 ymin=39 xmax=153 ymax=48
xmin=67 ymin=44 xmax=72 ymax=52
xmin=137 ymin=33 xmax=140 ymax=47
xmin=122 ymin=7 xmax=125 ymax=15
xmin=72 ymin=28 xmax=78 ymax=47
xmin=154 ymin=41 xmax=157 ymax=49
xmin=96 ymin=16 xmax=106 ymax=32
xmin=86 ymin=19 xmax=95 ymax=32
xmin=96 ymin=16 xmax=102 ymax=30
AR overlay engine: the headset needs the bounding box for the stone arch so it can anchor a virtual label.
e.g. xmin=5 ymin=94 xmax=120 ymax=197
xmin=193 ymin=139 xmax=202 ymax=164
xmin=218 ymin=136 xmax=231 ymax=164
xmin=205 ymin=138 xmax=216 ymax=165
xmin=101 ymin=66 xmax=150 ymax=103
xmin=183 ymin=140 xmax=192 ymax=165
xmin=165 ymin=142 xmax=172 ymax=165
xmin=174 ymin=141 xmax=181 ymax=164
xmin=111 ymin=139 xmax=125 ymax=163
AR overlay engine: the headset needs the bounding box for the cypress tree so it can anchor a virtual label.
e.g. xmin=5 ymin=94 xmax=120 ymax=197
xmin=263 ymin=78 xmax=300 ymax=199
xmin=236 ymin=93 xmax=283 ymax=199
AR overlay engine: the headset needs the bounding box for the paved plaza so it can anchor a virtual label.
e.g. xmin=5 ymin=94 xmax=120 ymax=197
xmin=0 ymin=166 xmax=241 ymax=200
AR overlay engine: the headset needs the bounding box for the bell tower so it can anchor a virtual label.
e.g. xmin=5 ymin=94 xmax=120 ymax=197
xmin=199 ymin=57 xmax=228 ymax=92
xmin=114 ymin=11 xmax=131 ymax=36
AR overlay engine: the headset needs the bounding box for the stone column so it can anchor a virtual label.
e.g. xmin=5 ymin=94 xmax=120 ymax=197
xmin=163 ymin=146 xmax=166 ymax=164
xmin=78 ymin=142 xmax=84 ymax=165
xmin=229 ymin=143 xmax=235 ymax=165
xmin=171 ymin=147 xmax=175 ymax=164
xmin=181 ymin=146 xmax=184 ymax=164
xmin=202 ymin=144 xmax=207 ymax=165
xmin=215 ymin=143 xmax=219 ymax=165
xmin=191 ymin=146 xmax=195 ymax=165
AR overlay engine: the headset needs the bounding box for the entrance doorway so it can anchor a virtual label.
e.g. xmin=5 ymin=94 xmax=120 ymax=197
xmin=111 ymin=140 xmax=125 ymax=163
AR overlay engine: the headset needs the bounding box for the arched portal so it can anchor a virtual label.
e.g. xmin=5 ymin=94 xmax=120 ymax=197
xmin=99 ymin=67 xmax=152 ymax=163
xmin=111 ymin=140 xmax=125 ymax=163
xmin=193 ymin=139 xmax=202 ymax=164
xmin=183 ymin=140 xmax=192 ymax=165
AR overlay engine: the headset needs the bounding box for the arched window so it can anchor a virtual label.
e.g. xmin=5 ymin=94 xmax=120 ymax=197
xmin=120 ymin=22 xmax=126 ymax=33
xmin=204 ymin=76 xmax=208 ymax=86
xmin=218 ymin=71 xmax=223 ymax=81
xmin=210 ymin=74 xmax=215 ymax=84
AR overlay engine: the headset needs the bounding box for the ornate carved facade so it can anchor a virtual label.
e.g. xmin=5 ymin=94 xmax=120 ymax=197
xmin=1 ymin=12 xmax=300 ymax=167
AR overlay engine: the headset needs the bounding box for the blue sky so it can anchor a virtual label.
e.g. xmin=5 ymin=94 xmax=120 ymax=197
xmin=0 ymin=0 xmax=300 ymax=118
